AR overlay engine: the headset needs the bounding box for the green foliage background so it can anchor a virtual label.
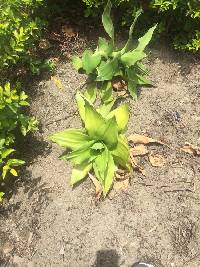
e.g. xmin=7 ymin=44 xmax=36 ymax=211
xmin=82 ymin=0 xmax=200 ymax=52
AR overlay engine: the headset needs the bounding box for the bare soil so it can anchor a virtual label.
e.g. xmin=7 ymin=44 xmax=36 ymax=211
xmin=0 ymin=39 xmax=200 ymax=266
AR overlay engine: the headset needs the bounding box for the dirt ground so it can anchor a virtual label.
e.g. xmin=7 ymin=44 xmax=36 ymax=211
xmin=0 ymin=36 xmax=200 ymax=267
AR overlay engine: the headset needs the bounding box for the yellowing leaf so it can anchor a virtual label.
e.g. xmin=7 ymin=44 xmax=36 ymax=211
xmin=148 ymin=153 xmax=166 ymax=167
xmin=10 ymin=168 xmax=18 ymax=176
xmin=70 ymin=162 xmax=92 ymax=185
xmin=128 ymin=133 xmax=165 ymax=145
xmin=131 ymin=144 xmax=149 ymax=156
xmin=51 ymin=76 xmax=64 ymax=90
xmin=180 ymin=143 xmax=200 ymax=155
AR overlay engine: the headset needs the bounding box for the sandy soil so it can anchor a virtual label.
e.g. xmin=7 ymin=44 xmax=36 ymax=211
xmin=0 ymin=42 xmax=200 ymax=267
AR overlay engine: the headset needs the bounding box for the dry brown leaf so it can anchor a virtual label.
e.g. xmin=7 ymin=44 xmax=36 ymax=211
xmin=116 ymin=90 xmax=129 ymax=98
xmin=131 ymin=144 xmax=149 ymax=156
xmin=89 ymin=173 xmax=102 ymax=199
xmin=180 ymin=143 xmax=200 ymax=155
xmin=114 ymin=178 xmax=129 ymax=190
xmin=39 ymin=39 xmax=51 ymax=50
xmin=128 ymin=133 xmax=165 ymax=145
xmin=62 ymin=25 xmax=76 ymax=37
xmin=51 ymin=76 xmax=64 ymax=90
xmin=130 ymin=154 xmax=146 ymax=176
xmin=149 ymin=153 xmax=166 ymax=167
xmin=112 ymin=78 xmax=127 ymax=91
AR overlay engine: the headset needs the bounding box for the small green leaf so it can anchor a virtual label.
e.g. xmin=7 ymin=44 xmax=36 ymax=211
xmin=10 ymin=168 xmax=18 ymax=176
xmin=50 ymin=129 xmax=90 ymax=150
xmin=82 ymin=50 xmax=101 ymax=74
xmin=7 ymin=159 xmax=25 ymax=166
xmin=2 ymin=165 xmax=9 ymax=179
xmin=91 ymin=142 xmax=105 ymax=150
xmin=96 ymin=58 xmax=118 ymax=81
xmin=70 ymin=162 xmax=92 ymax=185
xmin=136 ymin=24 xmax=157 ymax=51
xmin=72 ymin=56 xmax=82 ymax=70
xmin=0 ymin=192 xmax=5 ymax=201
xmin=121 ymin=50 xmax=146 ymax=67
xmin=102 ymin=0 xmax=114 ymax=41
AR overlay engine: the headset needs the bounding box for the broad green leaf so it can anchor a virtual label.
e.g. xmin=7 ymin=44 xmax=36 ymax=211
xmin=107 ymin=104 xmax=129 ymax=131
xmin=111 ymin=135 xmax=130 ymax=168
xmin=50 ymin=129 xmax=90 ymax=150
xmin=121 ymin=50 xmax=146 ymax=67
xmin=96 ymin=58 xmax=118 ymax=81
xmin=76 ymin=92 xmax=86 ymax=122
xmin=102 ymin=0 xmax=114 ymax=41
xmin=97 ymin=37 xmax=113 ymax=57
xmin=70 ymin=162 xmax=92 ymax=185
xmin=121 ymin=9 xmax=143 ymax=54
xmin=72 ymin=56 xmax=82 ymax=70
xmin=100 ymin=81 xmax=113 ymax=103
xmin=129 ymin=72 xmax=152 ymax=85
xmin=136 ymin=24 xmax=157 ymax=51
xmin=82 ymin=50 xmax=101 ymax=74
xmin=101 ymin=117 xmax=118 ymax=149
xmin=84 ymin=82 xmax=97 ymax=104
xmin=93 ymin=149 xmax=115 ymax=195
xmin=62 ymin=141 xmax=95 ymax=165
xmin=2 ymin=148 xmax=15 ymax=159
xmin=84 ymin=100 xmax=107 ymax=139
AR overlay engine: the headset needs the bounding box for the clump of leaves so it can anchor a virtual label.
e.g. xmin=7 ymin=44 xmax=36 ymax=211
xmin=73 ymin=0 xmax=157 ymax=100
xmin=0 ymin=82 xmax=38 ymax=201
xmin=50 ymin=93 xmax=131 ymax=196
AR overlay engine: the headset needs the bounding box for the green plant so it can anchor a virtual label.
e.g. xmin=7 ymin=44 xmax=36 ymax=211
xmin=50 ymin=92 xmax=131 ymax=196
xmin=73 ymin=0 xmax=156 ymax=100
xmin=0 ymin=0 xmax=48 ymax=73
xmin=82 ymin=0 xmax=200 ymax=52
xmin=0 ymin=82 xmax=38 ymax=200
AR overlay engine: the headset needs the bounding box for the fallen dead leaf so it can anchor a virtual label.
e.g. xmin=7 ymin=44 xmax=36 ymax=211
xmin=114 ymin=178 xmax=129 ymax=190
xmin=89 ymin=173 xmax=102 ymax=199
xmin=180 ymin=143 xmax=200 ymax=155
xmin=131 ymin=144 xmax=149 ymax=156
xmin=116 ymin=90 xmax=129 ymax=98
xmin=62 ymin=25 xmax=76 ymax=37
xmin=130 ymin=154 xmax=146 ymax=176
xmin=112 ymin=78 xmax=127 ymax=91
xmin=51 ymin=76 xmax=64 ymax=91
xmin=149 ymin=153 xmax=166 ymax=167
xmin=128 ymin=133 xmax=165 ymax=146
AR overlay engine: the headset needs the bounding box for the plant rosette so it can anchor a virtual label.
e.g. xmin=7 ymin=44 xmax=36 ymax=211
xmin=50 ymin=92 xmax=131 ymax=196
xmin=73 ymin=0 xmax=157 ymax=100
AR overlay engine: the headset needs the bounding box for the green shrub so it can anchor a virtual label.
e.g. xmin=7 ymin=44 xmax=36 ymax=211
xmin=82 ymin=0 xmax=200 ymax=52
xmin=73 ymin=1 xmax=156 ymax=100
xmin=0 ymin=0 xmax=53 ymax=73
xmin=0 ymin=83 xmax=38 ymax=200
xmin=50 ymin=92 xmax=131 ymax=196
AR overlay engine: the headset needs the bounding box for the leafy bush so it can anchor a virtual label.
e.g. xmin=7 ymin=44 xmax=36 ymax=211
xmin=82 ymin=0 xmax=200 ymax=52
xmin=0 ymin=0 xmax=53 ymax=73
xmin=73 ymin=1 xmax=156 ymax=100
xmin=50 ymin=92 xmax=131 ymax=195
xmin=0 ymin=83 xmax=37 ymax=200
